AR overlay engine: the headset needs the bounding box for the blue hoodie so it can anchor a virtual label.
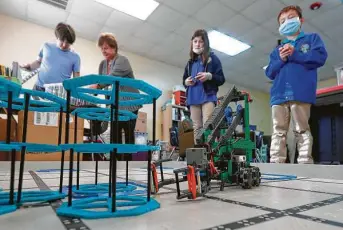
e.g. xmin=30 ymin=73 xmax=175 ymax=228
xmin=265 ymin=32 xmax=328 ymax=106
xmin=182 ymin=52 xmax=225 ymax=106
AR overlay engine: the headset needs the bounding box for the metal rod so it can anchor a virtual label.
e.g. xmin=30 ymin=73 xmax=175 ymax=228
xmin=147 ymin=98 xmax=157 ymax=201
xmin=95 ymin=134 xmax=98 ymax=185
xmin=7 ymin=91 xmax=15 ymax=205
xmin=17 ymin=93 xmax=30 ymax=203
xmin=111 ymin=148 xmax=117 ymax=212
xmin=5 ymin=91 xmax=12 ymax=145
xmin=65 ymin=90 xmax=73 ymax=207
xmin=126 ymin=160 xmax=129 ymax=186
xmin=58 ymin=107 xmax=65 ymax=193
xmin=108 ymin=104 xmax=114 ymax=197
xmin=95 ymin=158 xmax=98 ymax=185
xmin=10 ymin=149 xmax=15 ymax=205
xmin=75 ymin=113 xmax=80 ymax=190
xmin=126 ymin=119 xmax=131 ymax=186
xmin=112 ymin=81 xmax=120 ymax=212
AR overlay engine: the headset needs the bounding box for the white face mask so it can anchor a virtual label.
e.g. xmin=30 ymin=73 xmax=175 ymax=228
xmin=193 ymin=47 xmax=204 ymax=55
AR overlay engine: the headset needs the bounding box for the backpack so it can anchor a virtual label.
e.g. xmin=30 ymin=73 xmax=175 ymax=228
xmin=169 ymin=126 xmax=179 ymax=147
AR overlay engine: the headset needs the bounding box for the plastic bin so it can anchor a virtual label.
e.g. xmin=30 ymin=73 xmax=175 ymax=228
xmin=318 ymin=116 xmax=343 ymax=164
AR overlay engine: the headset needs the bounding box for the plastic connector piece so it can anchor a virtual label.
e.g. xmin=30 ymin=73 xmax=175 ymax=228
xmin=187 ymin=166 xmax=197 ymax=200
xmin=151 ymin=164 xmax=159 ymax=193
xmin=240 ymin=90 xmax=253 ymax=102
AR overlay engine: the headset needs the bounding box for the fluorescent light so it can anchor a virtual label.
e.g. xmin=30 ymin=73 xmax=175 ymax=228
xmin=95 ymin=0 xmax=159 ymax=20
xmin=263 ymin=65 xmax=268 ymax=70
xmin=208 ymin=30 xmax=251 ymax=56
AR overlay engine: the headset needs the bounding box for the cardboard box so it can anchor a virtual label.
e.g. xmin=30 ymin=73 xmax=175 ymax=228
xmin=0 ymin=117 xmax=17 ymax=161
xmin=16 ymin=111 xmax=84 ymax=161
xmin=135 ymin=112 xmax=147 ymax=133
xmin=178 ymin=132 xmax=194 ymax=157
xmin=178 ymin=120 xmax=193 ymax=136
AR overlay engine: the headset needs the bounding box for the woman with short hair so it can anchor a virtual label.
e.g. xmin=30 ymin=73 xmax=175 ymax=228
xmin=92 ymin=33 xmax=141 ymax=160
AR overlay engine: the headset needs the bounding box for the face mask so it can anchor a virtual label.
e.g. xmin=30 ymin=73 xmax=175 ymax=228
xmin=193 ymin=47 xmax=204 ymax=55
xmin=279 ymin=17 xmax=301 ymax=36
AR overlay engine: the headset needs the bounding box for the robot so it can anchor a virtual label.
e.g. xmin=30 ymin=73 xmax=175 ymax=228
xmin=152 ymin=86 xmax=262 ymax=200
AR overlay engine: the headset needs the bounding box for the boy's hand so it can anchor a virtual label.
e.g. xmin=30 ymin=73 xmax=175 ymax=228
xmin=279 ymin=47 xmax=288 ymax=61
xmin=283 ymin=44 xmax=295 ymax=56
xmin=279 ymin=44 xmax=295 ymax=62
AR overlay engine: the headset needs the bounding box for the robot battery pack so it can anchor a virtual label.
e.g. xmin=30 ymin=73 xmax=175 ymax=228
xmin=186 ymin=148 xmax=208 ymax=165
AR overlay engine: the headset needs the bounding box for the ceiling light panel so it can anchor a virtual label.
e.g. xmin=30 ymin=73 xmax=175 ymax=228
xmin=208 ymin=30 xmax=251 ymax=56
xmin=94 ymin=0 xmax=159 ymax=20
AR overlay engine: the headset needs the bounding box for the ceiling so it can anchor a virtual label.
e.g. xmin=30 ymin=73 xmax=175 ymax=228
xmin=0 ymin=0 xmax=343 ymax=92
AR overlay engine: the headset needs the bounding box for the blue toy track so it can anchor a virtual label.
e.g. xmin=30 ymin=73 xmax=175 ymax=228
xmin=57 ymin=75 xmax=162 ymax=219
xmin=0 ymin=190 xmax=66 ymax=205
xmin=62 ymin=182 xmax=147 ymax=199
xmin=0 ymin=75 xmax=162 ymax=218
xmin=57 ymin=196 xmax=160 ymax=219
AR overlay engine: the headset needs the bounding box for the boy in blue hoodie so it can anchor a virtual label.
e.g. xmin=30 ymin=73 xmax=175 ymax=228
xmin=265 ymin=5 xmax=327 ymax=164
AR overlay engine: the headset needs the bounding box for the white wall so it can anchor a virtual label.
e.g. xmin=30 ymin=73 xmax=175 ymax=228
xmin=0 ymin=14 xmax=272 ymax=138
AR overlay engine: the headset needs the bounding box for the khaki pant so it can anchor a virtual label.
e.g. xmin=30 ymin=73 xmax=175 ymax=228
xmin=270 ymin=102 xmax=314 ymax=164
xmin=190 ymin=102 xmax=215 ymax=144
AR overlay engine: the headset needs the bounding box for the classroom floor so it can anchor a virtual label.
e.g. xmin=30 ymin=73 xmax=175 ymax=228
xmin=0 ymin=161 xmax=343 ymax=230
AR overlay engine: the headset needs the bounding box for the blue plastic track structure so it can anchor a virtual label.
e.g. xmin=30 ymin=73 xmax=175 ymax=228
xmin=62 ymin=74 xmax=162 ymax=106
xmin=0 ymin=144 xmax=66 ymax=216
xmin=57 ymin=75 xmax=162 ymax=219
xmin=0 ymin=77 xmax=21 ymax=216
xmin=62 ymin=182 xmax=147 ymax=199
xmin=261 ymin=173 xmax=297 ymax=182
xmin=0 ymin=142 xmax=61 ymax=153
xmin=57 ymin=196 xmax=160 ymax=219
xmin=0 ymin=205 xmax=17 ymax=215
xmin=0 ymin=190 xmax=66 ymax=206
xmin=72 ymin=107 xmax=137 ymax=122
xmin=0 ymin=88 xmax=66 ymax=112
xmin=60 ymin=143 xmax=160 ymax=154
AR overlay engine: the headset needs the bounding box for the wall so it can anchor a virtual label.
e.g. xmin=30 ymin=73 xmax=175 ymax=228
xmin=0 ymin=14 xmax=272 ymax=139
xmin=318 ymin=78 xmax=337 ymax=89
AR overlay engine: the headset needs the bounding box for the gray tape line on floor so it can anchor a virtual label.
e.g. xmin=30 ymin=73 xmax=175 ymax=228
xmin=29 ymin=170 xmax=91 ymax=230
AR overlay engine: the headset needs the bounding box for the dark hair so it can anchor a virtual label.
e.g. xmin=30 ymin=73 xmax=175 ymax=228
xmin=277 ymin=5 xmax=303 ymax=23
xmin=97 ymin=33 xmax=118 ymax=52
xmin=189 ymin=29 xmax=210 ymax=63
xmin=55 ymin=22 xmax=76 ymax=44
